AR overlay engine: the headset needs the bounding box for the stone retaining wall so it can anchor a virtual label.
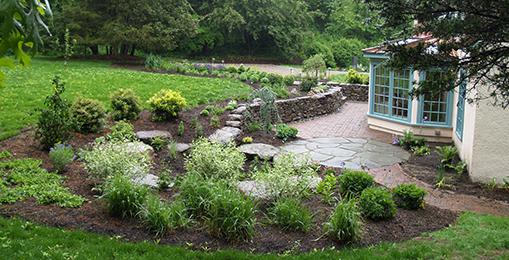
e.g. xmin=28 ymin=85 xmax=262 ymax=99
xmin=243 ymin=86 xmax=345 ymax=125
xmin=334 ymin=83 xmax=369 ymax=102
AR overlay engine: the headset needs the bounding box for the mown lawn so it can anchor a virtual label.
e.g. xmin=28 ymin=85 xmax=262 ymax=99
xmin=0 ymin=57 xmax=252 ymax=140
xmin=0 ymin=212 xmax=508 ymax=259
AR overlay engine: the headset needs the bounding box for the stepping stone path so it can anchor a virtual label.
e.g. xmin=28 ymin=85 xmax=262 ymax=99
xmin=239 ymin=143 xmax=281 ymax=160
xmin=225 ymin=105 xmax=246 ymax=127
xmin=281 ymin=137 xmax=410 ymax=170
xmin=136 ymin=130 xmax=172 ymax=144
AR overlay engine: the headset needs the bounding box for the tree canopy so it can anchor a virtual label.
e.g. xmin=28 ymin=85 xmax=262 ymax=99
xmin=365 ymin=0 xmax=509 ymax=108
xmin=51 ymin=0 xmax=198 ymax=55
xmin=0 ymin=0 xmax=52 ymax=87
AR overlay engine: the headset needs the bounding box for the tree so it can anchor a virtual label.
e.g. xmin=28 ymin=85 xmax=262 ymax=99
xmin=303 ymin=54 xmax=326 ymax=77
xmin=364 ymin=0 xmax=509 ymax=108
xmin=51 ymin=0 xmax=198 ymax=55
xmin=0 ymin=0 xmax=52 ymax=87
xmin=209 ymin=0 xmax=312 ymax=60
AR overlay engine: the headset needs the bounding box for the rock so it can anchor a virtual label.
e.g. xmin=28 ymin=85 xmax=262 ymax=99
xmin=208 ymin=127 xmax=242 ymax=144
xmin=227 ymin=114 xmax=243 ymax=121
xmin=175 ymin=143 xmax=192 ymax=153
xmin=226 ymin=121 xmax=242 ymax=127
xmin=237 ymin=181 xmax=272 ymax=198
xmin=126 ymin=142 xmax=155 ymax=158
xmin=136 ymin=130 xmax=172 ymax=144
xmin=239 ymin=143 xmax=281 ymax=160
xmin=232 ymin=106 xmax=246 ymax=114
xmin=133 ymin=173 xmax=174 ymax=189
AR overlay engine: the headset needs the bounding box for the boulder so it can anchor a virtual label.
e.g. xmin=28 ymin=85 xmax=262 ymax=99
xmin=136 ymin=130 xmax=172 ymax=144
xmin=239 ymin=143 xmax=281 ymax=160
xmin=231 ymin=106 xmax=247 ymax=114
xmin=175 ymin=143 xmax=192 ymax=153
xmin=126 ymin=142 xmax=155 ymax=158
xmin=208 ymin=127 xmax=242 ymax=144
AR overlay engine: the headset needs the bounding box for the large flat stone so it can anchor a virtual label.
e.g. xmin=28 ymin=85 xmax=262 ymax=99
xmin=317 ymin=147 xmax=356 ymax=157
xmin=175 ymin=143 xmax=192 ymax=153
xmin=126 ymin=142 xmax=155 ymax=158
xmin=239 ymin=143 xmax=281 ymax=160
xmin=225 ymin=121 xmax=242 ymax=127
xmin=280 ymin=144 xmax=310 ymax=154
xmin=208 ymin=127 xmax=242 ymax=144
xmin=309 ymin=137 xmax=350 ymax=144
xmin=227 ymin=114 xmax=243 ymax=121
xmin=231 ymin=106 xmax=246 ymax=114
xmin=136 ymin=130 xmax=172 ymax=144
xmin=358 ymin=151 xmax=404 ymax=166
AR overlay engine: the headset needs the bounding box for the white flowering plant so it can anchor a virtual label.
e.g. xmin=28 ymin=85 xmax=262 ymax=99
xmin=81 ymin=140 xmax=152 ymax=192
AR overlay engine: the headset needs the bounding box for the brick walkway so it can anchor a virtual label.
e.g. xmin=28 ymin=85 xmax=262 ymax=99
xmin=290 ymin=102 xmax=393 ymax=143
xmin=289 ymin=102 xmax=509 ymax=217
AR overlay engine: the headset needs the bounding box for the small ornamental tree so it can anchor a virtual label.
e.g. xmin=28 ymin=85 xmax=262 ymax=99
xmin=246 ymin=87 xmax=281 ymax=134
xmin=303 ymin=54 xmax=327 ymax=78
xmin=31 ymin=76 xmax=78 ymax=149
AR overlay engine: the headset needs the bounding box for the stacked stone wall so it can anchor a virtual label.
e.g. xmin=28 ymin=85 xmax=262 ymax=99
xmin=243 ymin=86 xmax=345 ymax=125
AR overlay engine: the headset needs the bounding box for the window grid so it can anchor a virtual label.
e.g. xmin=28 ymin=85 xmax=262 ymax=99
xmin=422 ymin=71 xmax=449 ymax=124
xmin=373 ymin=67 xmax=390 ymax=115
xmin=392 ymin=70 xmax=411 ymax=120
xmin=455 ymin=71 xmax=466 ymax=140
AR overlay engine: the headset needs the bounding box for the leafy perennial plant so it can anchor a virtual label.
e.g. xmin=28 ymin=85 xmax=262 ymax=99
xmin=49 ymin=142 xmax=76 ymax=172
xmin=81 ymin=141 xmax=152 ymax=192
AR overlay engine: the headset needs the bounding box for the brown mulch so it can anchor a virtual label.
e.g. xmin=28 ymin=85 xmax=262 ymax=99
xmin=401 ymin=142 xmax=509 ymax=203
xmin=0 ymin=59 xmax=466 ymax=254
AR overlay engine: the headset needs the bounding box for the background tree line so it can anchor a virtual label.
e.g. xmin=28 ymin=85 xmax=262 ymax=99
xmin=42 ymin=0 xmax=403 ymax=68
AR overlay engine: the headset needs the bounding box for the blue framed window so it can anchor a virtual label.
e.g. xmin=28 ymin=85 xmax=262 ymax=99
xmin=418 ymin=71 xmax=454 ymax=126
xmin=370 ymin=62 xmax=413 ymax=122
xmin=455 ymin=70 xmax=466 ymax=140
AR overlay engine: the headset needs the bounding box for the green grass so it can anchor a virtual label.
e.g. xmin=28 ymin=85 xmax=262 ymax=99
xmin=0 ymin=57 xmax=252 ymax=140
xmin=0 ymin=212 xmax=508 ymax=259
xmin=328 ymin=73 xmax=347 ymax=82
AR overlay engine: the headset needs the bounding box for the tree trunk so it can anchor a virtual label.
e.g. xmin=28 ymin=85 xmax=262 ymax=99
xmin=111 ymin=45 xmax=118 ymax=55
xmin=89 ymin=45 xmax=99 ymax=55
xmin=120 ymin=45 xmax=129 ymax=55
xmin=130 ymin=45 xmax=136 ymax=56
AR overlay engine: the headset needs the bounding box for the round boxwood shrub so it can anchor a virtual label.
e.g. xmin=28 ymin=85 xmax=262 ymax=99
xmin=239 ymin=72 xmax=249 ymax=81
xmin=71 ymin=96 xmax=106 ymax=133
xmin=267 ymin=73 xmax=283 ymax=84
xmin=249 ymin=74 xmax=260 ymax=84
xmin=392 ymin=184 xmax=428 ymax=210
xmin=109 ymin=88 xmax=142 ymax=121
xmin=339 ymin=169 xmax=374 ymax=196
xmin=227 ymin=65 xmax=237 ymax=73
xmin=283 ymin=74 xmax=295 ymax=85
xmin=346 ymin=69 xmax=363 ymax=84
xmin=260 ymin=77 xmax=270 ymax=84
xmin=359 ymin=187 xmax=396 ymax=220
xmin=146 ymin=89 xmax=187 ymax=121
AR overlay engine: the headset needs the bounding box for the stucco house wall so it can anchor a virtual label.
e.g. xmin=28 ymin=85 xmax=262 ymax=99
xmin=453 ymin=84 xmax=509 ymax=184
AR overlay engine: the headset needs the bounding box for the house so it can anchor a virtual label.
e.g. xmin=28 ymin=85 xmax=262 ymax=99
xmin=362 ymin=36 xmax=509 ymax=184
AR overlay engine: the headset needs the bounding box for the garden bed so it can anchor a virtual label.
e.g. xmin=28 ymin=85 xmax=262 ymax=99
xmin=2 ymin=60 xmax=505 ymax=254
xmin=0 ymin=109 xmax=458 ymax=254
xmin=400 ymin=142 xmax=509 ymax=202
